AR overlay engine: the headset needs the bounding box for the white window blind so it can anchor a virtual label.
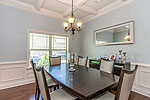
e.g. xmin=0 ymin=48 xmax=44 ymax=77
xmin=29 ymin=32 xmax=68 ymax=66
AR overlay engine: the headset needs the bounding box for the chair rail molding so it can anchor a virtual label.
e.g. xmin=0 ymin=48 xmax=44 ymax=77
xmin=0 ymin=61 xmax=35 ymax=90
xmin=0 ymin=61 xmax=26 ymax=65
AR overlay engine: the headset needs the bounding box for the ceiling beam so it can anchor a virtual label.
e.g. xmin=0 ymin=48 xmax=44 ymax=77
xmin=121 ymin=0 xmax=128 ymax=1
xmin=34 ymin=0 xmax=45 ymax=10
xmin=62 ymin=7 xmax=77 ymax=18
xmin=62 ymin=0 xmax=88 ymax=17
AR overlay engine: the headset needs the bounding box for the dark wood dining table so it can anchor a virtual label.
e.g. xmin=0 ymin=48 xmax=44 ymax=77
xmin=44 ymin=64 xmax=119 ymax=100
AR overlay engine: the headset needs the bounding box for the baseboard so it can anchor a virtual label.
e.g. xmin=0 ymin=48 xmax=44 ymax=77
xmin=0 ymin=79 xmax=35 ymax=90
xmin=132 ymin=86 xmax=150 ymax=97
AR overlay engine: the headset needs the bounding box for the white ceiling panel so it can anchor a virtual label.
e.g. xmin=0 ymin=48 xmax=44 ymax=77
xmin=74 ymin=9 xmax=89 ymax=19
xmin=42 ymin=0 xmax=70 ymax=13
xmin=9 ymin=0 xmax=129 ymax=22
xmin=85 ymin=0 xmax=118 ymax=10
xmin=56 ymin=0 xmax=86 ymax=6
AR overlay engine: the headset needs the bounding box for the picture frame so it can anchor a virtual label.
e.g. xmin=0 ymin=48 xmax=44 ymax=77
xmin=109 ymin=54 xmax=116 ymax=60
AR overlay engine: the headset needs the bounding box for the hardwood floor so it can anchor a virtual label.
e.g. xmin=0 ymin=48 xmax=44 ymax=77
xmin=0 ymin=83 xmax=149 ymax=100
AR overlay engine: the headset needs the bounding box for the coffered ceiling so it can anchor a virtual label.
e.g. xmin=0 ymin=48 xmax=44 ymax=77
xmin=0 ymin=0 xmax=134 ymax=22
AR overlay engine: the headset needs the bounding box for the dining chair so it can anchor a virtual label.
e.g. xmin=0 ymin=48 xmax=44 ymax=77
xmin=35 ymin=66 xmax=77 ymax=100
xmin=124 ymin=62 xmax=131 ymax=70
xmin=77 ymin=56 xmax=88 ymax=67
xmin=49 ymin=56 xmax=61 ymax=66
xmin=94 ymin=64 xmax=138 ymax=100
xmin=111 ymin=62 xmax=131 ymax=93
xmin=100 ymin=58 xmax=114 ymax=73
xmin=30 ymin=60 xmax=58 ymax=100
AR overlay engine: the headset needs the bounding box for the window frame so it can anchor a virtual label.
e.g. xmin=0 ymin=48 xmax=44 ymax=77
xmin=27 ymin=29 xmax=70 ymax=67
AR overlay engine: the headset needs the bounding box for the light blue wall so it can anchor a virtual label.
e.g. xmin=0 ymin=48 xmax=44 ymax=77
xmin=0 ymin=5 xmax=81 ymax=62
xmin=80 ymin=0 xmax=150 ymax=64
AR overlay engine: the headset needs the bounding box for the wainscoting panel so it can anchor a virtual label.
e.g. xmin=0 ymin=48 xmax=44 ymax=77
xmin=140 ymin=71 xmax=150 ymax=89
xmin=27 ymin=71 xmax=34 ymax=78
xmin=0 ymin=61 xmax=150 ymax=97
xmin=131 ymin=63 xmax=150 ymax=97
xmin=0 ymin=67 xmax=24 ymax=82
xmin=0 ymin=61 xmax=35 ymax=90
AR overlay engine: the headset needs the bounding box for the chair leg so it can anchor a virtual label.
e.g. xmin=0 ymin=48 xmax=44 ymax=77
xmin=57 ymin=85 xmax=59 ymax=89
xmin=37 ymin=89 xmax=40 ymax=100
xmin=35 ymin=86 xmax=38 ymax=98
xmin=53 ymin=86 xmax=56 ymax=91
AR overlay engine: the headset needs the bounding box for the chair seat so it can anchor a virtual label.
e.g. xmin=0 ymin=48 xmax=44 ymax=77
xmin=50 ymin=88 xmax=77 ymax=100
xmin=46 ymin=77 xmax=58 ymax=88
xmin=94 ymin=92 xmax=115 ymax=100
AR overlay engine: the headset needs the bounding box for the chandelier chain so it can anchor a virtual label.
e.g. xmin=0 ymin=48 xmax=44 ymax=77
xmin=72 ymin=0 xmax=73 ymax=16
xmin=62 ymin=0 xmax=82 ymax=35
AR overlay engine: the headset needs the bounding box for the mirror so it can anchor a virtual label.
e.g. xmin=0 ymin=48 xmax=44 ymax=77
xmin=94 ymin=21 xmax=134 ymax=46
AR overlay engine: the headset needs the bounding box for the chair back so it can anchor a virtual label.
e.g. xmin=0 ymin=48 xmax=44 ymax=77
xmin=100 ymin=59 xmax=114 ymax=73
xmin=35 ymin=66 xmax=51 ymax=100
xmin=77 ymin=56 xmax=88 ymax=67
xmin=49 ymin=56 xmax=61 ymax=66
xmin=115 ymin=65 xmax=138 ymax=100
xmin=30 ymin=60 xmax=40 ymax=90
xmin=124 ymin=62 xmax=131 ymax=70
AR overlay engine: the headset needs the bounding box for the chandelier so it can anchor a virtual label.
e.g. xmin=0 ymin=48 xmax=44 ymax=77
xmin=63 ymin=0 xmax=82 ymax=35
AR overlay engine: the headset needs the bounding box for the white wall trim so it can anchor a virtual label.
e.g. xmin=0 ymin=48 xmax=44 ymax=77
xmin=28 ymin=29 xmax=70 ymax=37
xmin=0 ymin=79 xmax=35 ymax=90
xmin=0 ymin=60 xmax=150 ymax=98
xmin=0 ymin=0 xmax=136 ymax=23
xmin=132 ymin=86 xmax=150 ymax=98
xmin=139 ymin=71 xmax=150 ymax=89
xmin=0 ymin=60 xmax=149 ymax=67
xmin=131 ymin=63 xmax=150 ymax=97
xmin=131 ymin=62 xmax=150 ymax=67
xmin=82 ymin=0 xmax=136 ymax=23
xmin=0 ymin=0 xmax=64 ymax=20
xmin=0 ymin=60 xmax=35 ymax=90
xmin=0 ymin=61 xmax=26 ymax=65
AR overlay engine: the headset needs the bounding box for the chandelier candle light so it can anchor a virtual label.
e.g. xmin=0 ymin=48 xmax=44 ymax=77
xmin=63 ymin=0 xmax=82 ymax=35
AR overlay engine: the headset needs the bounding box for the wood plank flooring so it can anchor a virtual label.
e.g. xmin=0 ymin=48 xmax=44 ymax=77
xmin=0 ymin=83 xmax=149 ymax=100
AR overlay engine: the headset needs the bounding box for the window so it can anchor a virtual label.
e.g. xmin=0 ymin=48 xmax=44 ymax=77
xmin=29 ymin=32 xmax=69 ymax=66
xmin=51 ymin=35 xmax=68 ymax=63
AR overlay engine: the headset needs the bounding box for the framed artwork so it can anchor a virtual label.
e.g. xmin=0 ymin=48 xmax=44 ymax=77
xmin=109 ymin=54 xmax=116 ymax=60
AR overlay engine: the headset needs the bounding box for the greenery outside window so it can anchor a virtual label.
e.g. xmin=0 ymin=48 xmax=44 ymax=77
xmin=29 ymin=31 xmax=69 ymax=66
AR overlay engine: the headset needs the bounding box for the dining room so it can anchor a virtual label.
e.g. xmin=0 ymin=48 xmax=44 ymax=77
xmin=0 ymin=0 xmax=150 ymax=100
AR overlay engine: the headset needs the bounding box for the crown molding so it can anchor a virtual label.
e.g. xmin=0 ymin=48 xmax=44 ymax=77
xmin=34 ymin=0 xmax=45 ymax=10
xmin=82 ymin=0 xmax=135 ymax=23
xmin=56 ymin=0 xmax=87 ymax=6
xmin=0 ymin=0 xmax=65 ymax=20
xmin=0 ymin=0 xmax=135 ymax=23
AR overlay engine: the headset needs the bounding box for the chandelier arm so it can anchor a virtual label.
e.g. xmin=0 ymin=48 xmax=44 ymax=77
xmin=63 ymin=0 xmax=82 ymax=35
xmin=64 ymin=29 xmax=69 ymax=32
xmin=74 ymin=27 xmax=81 ymax=31
xmin=65 ymin=26 xmax=72 ymax=32
xmin=68 ymin=26 xmax=72 ymax=31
